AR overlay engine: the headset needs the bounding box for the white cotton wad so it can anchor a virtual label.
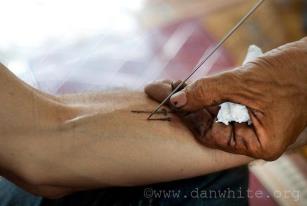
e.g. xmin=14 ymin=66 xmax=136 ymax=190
xmin=216 ymin=45 xmax=263 ymax=125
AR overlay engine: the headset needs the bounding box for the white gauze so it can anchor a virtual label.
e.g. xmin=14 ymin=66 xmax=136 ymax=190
xmin=216 ymin=45 xmax=263 ymax=125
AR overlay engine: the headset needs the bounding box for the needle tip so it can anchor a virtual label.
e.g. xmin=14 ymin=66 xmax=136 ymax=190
xmin=147 ymin=113 xmax=153 ymax=120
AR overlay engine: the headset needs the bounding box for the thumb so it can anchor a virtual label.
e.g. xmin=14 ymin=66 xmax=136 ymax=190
xmin=170 ymin=72 xmax=243 ymax=111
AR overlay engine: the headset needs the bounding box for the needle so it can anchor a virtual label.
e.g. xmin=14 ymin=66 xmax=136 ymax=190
xmin=147 ymin=0 xmax=266 ymax=120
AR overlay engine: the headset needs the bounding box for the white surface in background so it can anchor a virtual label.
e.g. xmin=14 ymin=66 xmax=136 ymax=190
xmin=0 ymin=0 xmax=143 ymax=48
xmin=0 ymin=0 xmax=148 ymax=92
xmin=216 ymin=45 xmax=263 ymax=125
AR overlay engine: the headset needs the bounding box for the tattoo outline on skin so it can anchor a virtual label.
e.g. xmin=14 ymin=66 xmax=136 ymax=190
xmin=131 ymin=109 xmax=173 ymax=121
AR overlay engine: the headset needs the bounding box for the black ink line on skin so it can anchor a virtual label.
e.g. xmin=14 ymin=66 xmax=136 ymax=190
xmin=131 ymin=109 xmax=173 ymax=121
xmin=131 ymin=109 xmax=173 ymax=116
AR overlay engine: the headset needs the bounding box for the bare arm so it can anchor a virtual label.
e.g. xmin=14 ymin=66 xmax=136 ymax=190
xmin=49 ymin=91 xmax=253 ymax=187
xmin=0 ymin=64 xmax=252 ymax=197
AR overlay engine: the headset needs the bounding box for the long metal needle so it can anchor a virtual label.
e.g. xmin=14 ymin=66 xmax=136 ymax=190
xmin=147 ymin=0 xmax=266 ymax=120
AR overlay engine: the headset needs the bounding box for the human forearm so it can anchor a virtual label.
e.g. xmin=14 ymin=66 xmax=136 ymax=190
xmin=0 ymin=64 xmax=252 ymax=196
xmin=23 ymin=91 xmax=252 ymax=189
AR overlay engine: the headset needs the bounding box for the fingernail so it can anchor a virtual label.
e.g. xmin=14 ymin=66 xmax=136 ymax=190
xmin=170 ymin=91 xmax=187 ymax=107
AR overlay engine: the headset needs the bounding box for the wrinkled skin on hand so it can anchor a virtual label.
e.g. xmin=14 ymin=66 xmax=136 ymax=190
xmin=146 ymin=37 xmax=307 ymax=161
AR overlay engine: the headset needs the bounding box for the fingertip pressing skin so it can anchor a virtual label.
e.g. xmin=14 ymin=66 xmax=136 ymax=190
xmin=145 ymin=80 xmax=188 ymax=106
xmin=170 ymin=91 xmax=187 ymax=107
xmin=144 ymin=81 xmax=172 ymax=102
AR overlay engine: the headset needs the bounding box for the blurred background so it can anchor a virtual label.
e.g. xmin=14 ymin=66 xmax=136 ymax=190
xmin=0 ymin=0 xmax=306 ymax=205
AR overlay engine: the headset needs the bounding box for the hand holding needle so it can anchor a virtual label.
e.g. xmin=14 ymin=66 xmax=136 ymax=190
xmin=147 ymin=0 xmax=266 ymax=120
